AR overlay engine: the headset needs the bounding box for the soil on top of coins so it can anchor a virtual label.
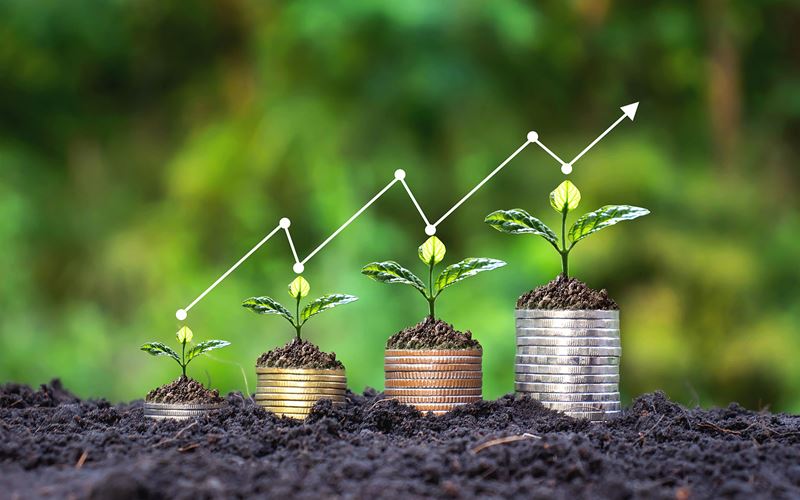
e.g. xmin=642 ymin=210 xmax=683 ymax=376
xmin=256 ymin=338 xmax=344 ymax=370
xmin=387 ymin=316 xmax=482 ymax=350
xmin=145 ymin=376 xmax=223 ymax=404
xmin=3 ymin=380 xmax=800 ymax=500
xmin=518 ymin=274 xmax=619 ymax=310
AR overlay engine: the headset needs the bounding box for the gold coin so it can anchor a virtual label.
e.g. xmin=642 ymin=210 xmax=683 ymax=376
xmin=384 ymin=356 xmax=481 ymax=365
xmin=254 ymin=380 xmax=347 ymax=389
xmin=408 ymin=402 xmax=474 ymax=411
xmin=384 ymin=363 xmax=481 ymax=372
xmin=255 ymin=386 xmax=344 ymax=395
xmin=385 ymin=371 xmax=482 ymax=380
xmin=389 ymin=395 xmax=481 ymax=404
xmin=253 ymin=393 xmax=346 ymax=402
xmin=257 ymin=399 xmax=345 ymax=408
xmin=385 ymin=349 xmax=482 ymax=357
xmin=256 ymin=374 xmax=347 ymax=382
xmin=385 ymin=378 xmax=481 ymax=388
xmin=255 ymin=367 xmax=346 ymax=376
xmin=384 ymin=388 xmax=482 ymax=397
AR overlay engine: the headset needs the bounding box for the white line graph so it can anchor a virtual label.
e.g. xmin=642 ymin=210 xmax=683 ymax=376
xmin=175 ymin=102 xmax=639 ymax=320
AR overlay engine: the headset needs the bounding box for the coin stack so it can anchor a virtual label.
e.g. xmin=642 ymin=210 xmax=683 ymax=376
xmin=384 ymin=349 xmax=482 ymax=415
xmin=515 ymin=309 xmax=621 ymax=421
xmin=143 ymin=402 xmax=223 ymax=420
xmin=254 ymin=367 xmax=347 ymax=419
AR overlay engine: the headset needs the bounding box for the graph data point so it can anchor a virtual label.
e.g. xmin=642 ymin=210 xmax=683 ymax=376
xmin=176 ymin=309 xmax=188 ymax=321
xmin=279 ymin=218 xmax=291 ymax=229
xmin=561 ymin=163 xmax=573 ymax=175
xmin=394 ymin=169 xmax=406 ymax=180
xmin=293 ymin=263 xmax=305 ymax=274
xmin=425 ymin=225 xmax=437 ymax=236
xmin=527 ymin=131 xmax=539 ymax=143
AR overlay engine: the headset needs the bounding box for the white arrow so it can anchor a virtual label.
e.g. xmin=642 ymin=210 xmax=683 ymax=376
xmin=567 ymin=102 xmax=638 ymax=168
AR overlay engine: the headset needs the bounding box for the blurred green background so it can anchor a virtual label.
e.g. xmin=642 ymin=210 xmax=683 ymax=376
xmin=1 ymin=0 xmax=799 ymax=411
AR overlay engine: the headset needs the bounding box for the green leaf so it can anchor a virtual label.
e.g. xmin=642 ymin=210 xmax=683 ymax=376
xmin=361 ymin=261 xmax=426 ymax=294
xmin=187 ymin=339 xmax=231 ymax=361
xmin=288 ymin=276 xmax=310 ymax=299
xmin=300 ymin=294 xmax=358 ymax=324
xmin=176 ymin=325 xmax=193 ymax=344
xmin=569 ymin=205 xmax=650 ymax=244
xmin=242 ymin=296 xmax=294 ymax=322
xmin=550 ymin=180 xmax=581 ymax=213
xmin=140 ymin=342 xmax=180 ymax=363
xmin=418 ymin=236 xmax=446 ymax=266
xmin=484 ymin=209 xmax=558 ymax=246
xmin=434 ymin=258 xmax=506 ymax=295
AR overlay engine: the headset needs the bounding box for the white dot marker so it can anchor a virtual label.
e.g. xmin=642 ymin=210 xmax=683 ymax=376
xmin=394 ymin=169 xmax=406 ymax=180
xmin=176 ymin=309 xmax=188 ymax=321
xmin=561 ymin=163 xmax=573 ymax=175
xmin=526 ymin=131 xmax=539 ymax=143
xmin=425 ymin=225 xmax=437 ymax=236
xmin=293 ymin=262 xmax=305 ymax=274
xmin=279 ymin=218 xmax=291 ymax=229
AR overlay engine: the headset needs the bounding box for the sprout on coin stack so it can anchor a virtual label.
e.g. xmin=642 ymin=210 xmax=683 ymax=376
xmin=140 ymin=326 xmax=231 ymax=419
xmin=242 ymin=277 xmax=357 ymax=419
xmin=361 ymin=236 xmax=506 ymax=415
xmin=485 ymin=180 xmax=649 ymax=421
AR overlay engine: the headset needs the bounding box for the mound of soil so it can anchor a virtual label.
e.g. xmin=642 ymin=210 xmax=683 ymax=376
xmin=387 ymin=316 xmax=481 ymax=350
xmin=257 ymin=338 xmax=344 ymax=370
xmin=145 ymin=376 xmax=223 ymax=404
xmin=518 ymin=274 xmax=619 ymax=310
xmin=1 ymin=380 xmax=799 ymax=499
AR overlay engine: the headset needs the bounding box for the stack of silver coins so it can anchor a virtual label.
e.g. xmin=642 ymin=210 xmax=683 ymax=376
xmin=143 ymin=402 xmax=224 ymax=420
xmin=514 ymin=309 xmax=621 ymax=421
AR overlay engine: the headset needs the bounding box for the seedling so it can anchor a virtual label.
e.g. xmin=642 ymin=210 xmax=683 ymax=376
xmin=362 ymin=236 xmax=506 ymax=318
xmin=141 ymin=326 xmax=231 ymax=378
xmin=242 ymin=277 xmax=358 ymax=339
xmin=485 ymin=180 xmax=649 ymax=276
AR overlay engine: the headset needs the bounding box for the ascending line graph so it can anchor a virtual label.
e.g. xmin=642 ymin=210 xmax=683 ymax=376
xmin=175 ymin=102 xmax=640 ymax=320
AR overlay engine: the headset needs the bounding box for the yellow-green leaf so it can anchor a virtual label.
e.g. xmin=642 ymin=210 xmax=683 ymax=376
xmin=550 ymin=180 xmax=581 ymax=213
xmin=418 ymin=236 xmax=446 ymax=266
xmin=176 ymin=326 xmax=193 ymax=344
xmin=568 ymin=205 xmax=650 ymax=244
xmin=288 ymin=276 xmax=310 ymax=299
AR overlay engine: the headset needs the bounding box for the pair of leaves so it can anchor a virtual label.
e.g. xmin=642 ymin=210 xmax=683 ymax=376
xmin=361 ymin=257 xmax=506 ymax=297
xmin=242 ymin=294 xmax=358 ymax=325
xmin=140 ymin=339 xmax=230 ymax=365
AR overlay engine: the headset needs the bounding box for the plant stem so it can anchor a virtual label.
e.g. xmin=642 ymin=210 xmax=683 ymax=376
xmin=181 ymin=340 xmax=187 ymax=378
xmin=560 ymin=208 xmax=569 ymax=276
xmin=294 ymin=295 xmax=302 ymax=340
xmin=428 ymin=260 xmax=435 ymax=318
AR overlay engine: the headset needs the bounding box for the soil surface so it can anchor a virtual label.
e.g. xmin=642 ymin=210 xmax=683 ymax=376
xmin=2 ymin=381 xmax=800 ymax=499
xmin=518 ymin=275 xmax=619 ymax=310
xmin=145 ymin=376 xmax=223 ymax=404
xmin=387 ymin=316 xmax=482 ymax=350
xmin=256 ymin=338 xmax=344 ymax=370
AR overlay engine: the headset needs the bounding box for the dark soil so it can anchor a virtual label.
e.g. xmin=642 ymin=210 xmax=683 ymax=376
xmin=256 ymin=338 xmax=344 ymax=370
xmin=387 ymin=316 xmax=482 ymax=350
xmin=2 ymin=381 xmax=800 ymax=499
xmin=145 ymin=376 xmax=223 ymax=405
xmin=518 ymin=274 xmax=619 ymax=310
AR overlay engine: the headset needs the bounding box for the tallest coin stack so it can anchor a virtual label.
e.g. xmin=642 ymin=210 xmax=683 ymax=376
xmin=514 ymin=309 xmax=621 ymax=421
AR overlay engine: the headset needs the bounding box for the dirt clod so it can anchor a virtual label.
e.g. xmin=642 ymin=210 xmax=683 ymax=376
xmin=145 ymin=376 xmax=223 ymax=404
xmin=256 ymin=338 xmax=344 ymax=369
xmin=517 ymin=274 xmax=619 ymax=310
xmin=387 ymin=316 xmax=481 ymax=350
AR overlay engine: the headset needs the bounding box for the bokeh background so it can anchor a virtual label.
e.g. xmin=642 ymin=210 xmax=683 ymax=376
xmin=2 ymin=0 xmax=799 ymax=411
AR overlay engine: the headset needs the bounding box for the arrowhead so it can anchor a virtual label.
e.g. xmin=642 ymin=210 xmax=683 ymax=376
xmin=621 ymin=102 xmax=639 ymax=120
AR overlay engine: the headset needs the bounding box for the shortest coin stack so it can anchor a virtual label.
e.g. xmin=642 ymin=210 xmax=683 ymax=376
xmin=384 ymin=349 xmax=482 ymax=416
xmin=143 ymin=402 xmax=223 ymax=420
xmin=254 ymin=367 xmax=346 ymax=419
xmin=515 ymin=309 xmax=621 ymax=421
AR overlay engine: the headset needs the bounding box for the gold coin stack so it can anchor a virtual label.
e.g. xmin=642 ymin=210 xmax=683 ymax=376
xmin=254 ymin=367 xmax=347 ymax=419
xmin=384 ymin=349 xmax=482 ymax=416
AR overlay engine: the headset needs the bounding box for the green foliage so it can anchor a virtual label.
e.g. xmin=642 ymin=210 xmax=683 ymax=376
xmin=486 ymin=181 xmax=648 ymax=276
xmin=362 ymin=236 xmax=506 ymax=319
xmin=141 ymin=327 xmax=230 ymax=378
xmin=243 ymin=277 xmax=357 ymax=340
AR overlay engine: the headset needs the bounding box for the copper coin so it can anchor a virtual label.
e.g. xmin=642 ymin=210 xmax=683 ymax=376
xmin=384 ymin=363 xmax=481 ymax=372
xmin=385 ymin=371 xmax=482 ymax=380
xmin=384 ymin=356 xmax=481 ymax=365
xmin=384 ymin=388 xmax=482 ymax=397
xmin=389 ymin=395 xmax=481 ymax=404
xmin=385 ymin=378 xmax=482 ymax=388
xmin=385 ymin=349 xmax=482 ymax=357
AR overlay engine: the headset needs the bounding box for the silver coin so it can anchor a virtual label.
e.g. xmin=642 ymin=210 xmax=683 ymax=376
xmin=516 ymin=336 xmax=620 ymax=347
xmin=144 ymin=402 xmax=224 ymax=411
xmin=515 ymin=309 xmax=619 ymax=320
xmin=516 ymin=327 xmax=620 ymax=338
xmin=515 ymin=382 xmax=619 ymax=393
xmin=515 ymin=363 xmax=619 ymax=375
xmin=525 ymin=392 xmax=620 ymax=403
xmin=515 ymin=355 xmax=619 ymax=366
xmin=516 ymin=346 xmax=622 ymax=357
xmin=538 ymin=400 xmax=621 ymax=412
xmin=515 ymin=373 xmax=619 ymax=384
xmin=563 ymin=410 xmax=621 ymax=421
xmin=516 ymin=318 xmax=619 ymax=329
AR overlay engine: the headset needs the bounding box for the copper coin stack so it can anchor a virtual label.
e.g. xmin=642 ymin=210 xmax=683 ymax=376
xmin=515 ymin=309 xmax=621 ymax=421
xmin=384 ymin=349 xmax=482 ymax=415
xmin=254 ymin=367 xmax=347 ymax=419
xmin=143 ymin=402 xmax=224 ymax=420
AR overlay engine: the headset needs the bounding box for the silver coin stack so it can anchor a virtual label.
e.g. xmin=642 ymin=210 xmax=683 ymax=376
xmin=143 ymin=402 xmax=224 ymax=420
xmin=515 ymin=309 xmax=621 ymax=421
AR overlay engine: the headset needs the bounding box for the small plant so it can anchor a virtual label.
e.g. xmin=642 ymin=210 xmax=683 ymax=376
xmin=485 ymin=180 xmax=649 ymax=276
xmin=141 ymin=326 xmax=231 ymax=378
xmin=361 ymin=236 xmax=506 ymax=318
xmin=242 ymin=276 xmax=358 ymax=339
